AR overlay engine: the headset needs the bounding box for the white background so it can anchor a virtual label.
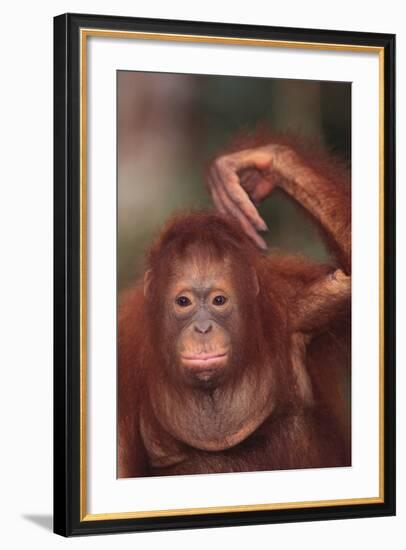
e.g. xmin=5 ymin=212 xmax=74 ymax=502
xmin=0 ymin=1 xmax=403 ymax=548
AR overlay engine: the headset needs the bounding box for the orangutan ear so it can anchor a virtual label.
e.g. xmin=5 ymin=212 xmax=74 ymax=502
xmin=143 ymin=269 xmax=152 ymax=297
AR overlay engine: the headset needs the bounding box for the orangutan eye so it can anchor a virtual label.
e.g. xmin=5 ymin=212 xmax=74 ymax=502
xmin=213 ymin=295 xmax=227 ymax=306
xmin=176 ymin=296 xmax=192 ymax=307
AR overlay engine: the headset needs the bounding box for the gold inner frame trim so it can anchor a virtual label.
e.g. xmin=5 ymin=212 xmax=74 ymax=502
xmin=79 ymin=27 xmax=385 ymax=521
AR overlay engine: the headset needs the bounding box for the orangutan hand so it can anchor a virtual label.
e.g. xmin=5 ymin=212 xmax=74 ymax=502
xmin=207 ymin=146 xmax=276 ymax=250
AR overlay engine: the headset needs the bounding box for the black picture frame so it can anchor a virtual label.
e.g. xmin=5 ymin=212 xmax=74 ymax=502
xmin=54 ymin=12 xmax=396 ymax=537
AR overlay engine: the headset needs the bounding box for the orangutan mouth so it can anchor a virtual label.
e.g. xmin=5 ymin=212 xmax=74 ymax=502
xmin=181 ymin=352 xmax=228 ymax=368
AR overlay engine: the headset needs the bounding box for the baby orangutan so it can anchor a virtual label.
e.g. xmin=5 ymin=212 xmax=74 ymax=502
xmin=118 ymin=134 xmax=351 ymax=477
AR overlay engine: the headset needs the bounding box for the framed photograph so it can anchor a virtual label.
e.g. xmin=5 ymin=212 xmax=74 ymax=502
xmin=53 ymin=13 xmax=396 ymax=536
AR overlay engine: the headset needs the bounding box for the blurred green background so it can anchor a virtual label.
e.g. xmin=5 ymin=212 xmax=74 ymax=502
xmin=117 ymin=72 xmax=351 ymax=294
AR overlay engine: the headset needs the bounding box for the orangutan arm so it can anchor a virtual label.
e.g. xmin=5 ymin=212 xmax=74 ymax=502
xmin=207 ymin=140 xmax=351 ymax=274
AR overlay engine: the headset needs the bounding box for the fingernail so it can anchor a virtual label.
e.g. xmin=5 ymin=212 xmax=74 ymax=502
xmin=258 ymin=220 xmax=269 ymax=232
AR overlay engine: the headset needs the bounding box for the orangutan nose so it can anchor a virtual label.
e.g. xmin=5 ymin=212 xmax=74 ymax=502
xmin=194 ymin=321 xmax=213 ymax=334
